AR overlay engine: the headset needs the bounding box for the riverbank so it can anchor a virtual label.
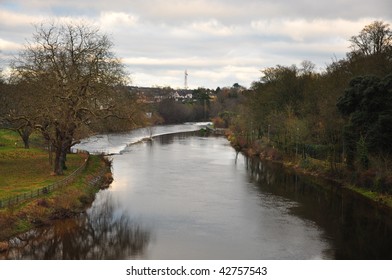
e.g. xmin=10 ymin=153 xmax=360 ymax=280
xmin=0 ymin=154 xmax=112 ymax=245
xmin=225 ymin=130 xmax=392 ymax=210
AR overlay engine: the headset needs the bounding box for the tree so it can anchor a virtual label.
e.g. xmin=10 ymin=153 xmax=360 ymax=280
xmin=1 ymin=80 xmax=42 ymax=148
xmin=349 ymin=21 xmax=392 ymax=56
xmin=157 ymin=98 xmax=192 ymax=123
xmin=337 ymin=74 xmax=392 ymax=168
xmin=0 ymin=68 xmax=6 ymax=128
xmin=11 ymin=21 xmax=132 ymax=175
xmin=0 ymin=68 xmax=4 ymax=84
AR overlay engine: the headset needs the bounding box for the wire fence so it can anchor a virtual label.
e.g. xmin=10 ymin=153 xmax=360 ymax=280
xmin=0 ymin=156 xmax=90 ymax=209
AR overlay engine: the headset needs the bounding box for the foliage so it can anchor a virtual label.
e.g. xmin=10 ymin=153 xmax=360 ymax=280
xmin=156 ymin=98 xmax=194 ymax=123
xmin=337 ymin=74 xmax=392 ymax=169
xmin=230 ymin=20 xmax=392 ymax=193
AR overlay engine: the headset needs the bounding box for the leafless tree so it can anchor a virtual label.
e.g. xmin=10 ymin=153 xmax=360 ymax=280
xmin=11 ymin=21 xmax=134 ymax=175
xmin=1 ymin=80 xmax=40 ymax=148
xmin=349 ymin=20 xmax=392 ymax=56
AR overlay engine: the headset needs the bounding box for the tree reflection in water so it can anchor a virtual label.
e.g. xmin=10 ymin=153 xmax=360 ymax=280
xmin=245 ymin=156 xmax=392 ymax=259
xmin=2 ymin=192 xmax=150 ymax=259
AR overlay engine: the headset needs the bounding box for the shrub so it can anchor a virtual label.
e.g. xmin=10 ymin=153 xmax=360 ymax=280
xmin=212 ymin=117 xmax=226 ymax=128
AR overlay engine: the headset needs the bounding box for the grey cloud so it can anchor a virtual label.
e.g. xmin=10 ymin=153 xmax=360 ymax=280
xmin=7 ymin=0 xmax=392 ymax=22
xmin=1 ymin=0 xmax=391 ymax=88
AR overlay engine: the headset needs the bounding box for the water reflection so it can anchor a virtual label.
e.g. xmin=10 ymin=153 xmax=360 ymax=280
xmin=110 ymin=134 xmax=334 ymax=259
xmin=245 ymin=156 xmax=392 ymax=259
xmin=2 ymin=193 xmax=150 ymax=259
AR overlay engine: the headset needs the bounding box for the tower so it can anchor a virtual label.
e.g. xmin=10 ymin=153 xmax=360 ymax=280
xmin=184 ymin=70 xmax=188 ymax=90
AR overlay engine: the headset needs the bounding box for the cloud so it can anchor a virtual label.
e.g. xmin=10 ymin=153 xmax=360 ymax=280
xmin=1 ymin=0 xmax=391 ymax=88
xmin=99 ymin=11 xmax=139 ymax=30
xmin=0 ymin=38 xmax=22 ymax=50
xmin=250 ymin=18 xmax=375 ymax=42
xmin=6 ymin=0 xmax=391 ymax=23
xmin=0 ymin=9 xmax=43 ymax=28
xmin=123 ymin=55 xmax=264 ymax=69
xmin=190 ymin=19 xmax=237 ymax=37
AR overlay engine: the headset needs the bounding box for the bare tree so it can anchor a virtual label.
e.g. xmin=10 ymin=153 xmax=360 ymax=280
xmin=0 ymin=68 xmax=6 ymax=127
xmin=349 ymin=20 xmax=392 ymax=56
xmin=11 ymin=21 xmax=132 ymax=175
xmin=1 ymin=80 xmax=40 ymax=148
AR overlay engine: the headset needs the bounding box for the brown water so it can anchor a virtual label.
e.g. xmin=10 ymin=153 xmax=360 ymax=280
xmin=2 ymin=127 xmax=392 ymax=259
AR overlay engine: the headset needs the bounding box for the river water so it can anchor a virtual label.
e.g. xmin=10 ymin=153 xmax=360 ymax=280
xmin=2 ymin=124 xmax=392 ymax=259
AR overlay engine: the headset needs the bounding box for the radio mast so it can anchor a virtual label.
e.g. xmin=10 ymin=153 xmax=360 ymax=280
xmin=184 ymin=70 xmax=188 ymax=90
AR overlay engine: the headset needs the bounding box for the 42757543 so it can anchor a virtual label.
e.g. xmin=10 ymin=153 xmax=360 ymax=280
xmin=218 ymin=266 xmax=267 ymax=276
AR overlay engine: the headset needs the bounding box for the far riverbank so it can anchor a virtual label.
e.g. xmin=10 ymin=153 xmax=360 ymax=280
xmin=224 ymin=129 xmax=392 ymax=210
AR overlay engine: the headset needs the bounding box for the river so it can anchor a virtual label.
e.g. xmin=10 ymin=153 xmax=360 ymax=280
xmin=2 ymin=124 xmax=392 ymax=259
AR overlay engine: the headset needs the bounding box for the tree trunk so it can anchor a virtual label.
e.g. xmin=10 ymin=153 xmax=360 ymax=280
xmin=55 ymin=134 xmax=75 ymax=175
xmin=54 ymin=146 xmax=64 ymax=175
xmin=54 ymin=146 xmax=69 ymax=175
xmin=17 ymin=127 xmax=32 ymax=149
xmin=21 ymin=133 xmax=30 ymax=149
xmin=62 ymin=153 xmax=68 ymax=170
xmin=48 ymin=141 xmax=53 ymax=165
xmin=53 ymin=129 xmax=68 ymax=175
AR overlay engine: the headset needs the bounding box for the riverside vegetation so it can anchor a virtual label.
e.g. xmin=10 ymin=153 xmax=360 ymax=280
xmin=214 ymin=21 xmax=392 ymax=208
xmin=0 ymin=129 xmax=112 ymax=245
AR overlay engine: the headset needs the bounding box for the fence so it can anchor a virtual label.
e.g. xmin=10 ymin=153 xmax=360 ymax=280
xmin=0 ymin=156 xmax=90 ymax=209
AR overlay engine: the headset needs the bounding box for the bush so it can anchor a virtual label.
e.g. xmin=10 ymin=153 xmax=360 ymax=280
xmin=374 ymin=176 xmax=392 ymax=194
xmin=262 ymin=146 xmax=283 ymax=161
xmin=78 ymin=195 xmax=91 ymax=206
xmin=357 ymin=169 xmax=377 ymax=189
xmin=212 ymin=117 xmax=226 ymax=128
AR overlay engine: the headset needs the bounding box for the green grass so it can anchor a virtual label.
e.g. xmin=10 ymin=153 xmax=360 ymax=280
xmin=346 ymin=184 xmax=392 ymax=208
xmin=0 ymin=129 xmax=19 ymax=145
xmin=0 ymin=129 xmax=85 ymax=200
xmin=0 ymin=156 xmax=109 ymax=241
xmin=0 ymin=129 xmax=111 ymax=241
xmin=0 ymin=129 xmax=45 ymax=149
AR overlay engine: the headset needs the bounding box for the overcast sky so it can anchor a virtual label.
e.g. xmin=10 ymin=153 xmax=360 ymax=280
xmin=0 ymin=0 xmax=391 ymax=89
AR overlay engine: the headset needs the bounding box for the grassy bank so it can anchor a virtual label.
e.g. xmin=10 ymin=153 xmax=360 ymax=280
xmin=0 ymin=130 xmax=112 ymax=242
xmin=0 ymin=130 xmax=86 ymax=200
xmin=227 ymin=131 xmax=392 ymax=209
